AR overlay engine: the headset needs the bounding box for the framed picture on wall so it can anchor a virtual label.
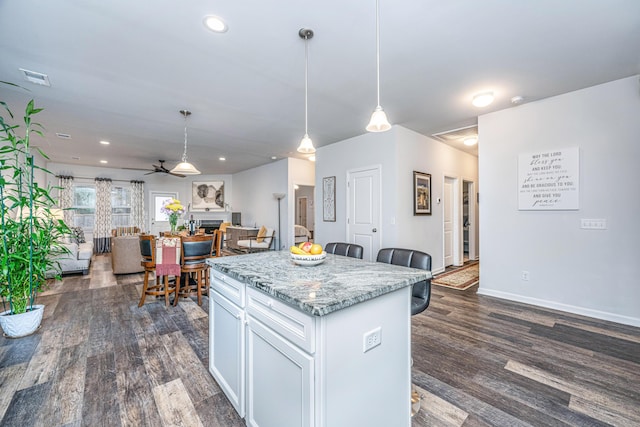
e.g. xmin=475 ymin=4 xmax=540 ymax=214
xmin=191 ymin=181 xmax=225 ymax=211
xmin=413 ymin=171 xmax=431 ymax=215
xmin=322 ymin=176 xmax=336 ymax=222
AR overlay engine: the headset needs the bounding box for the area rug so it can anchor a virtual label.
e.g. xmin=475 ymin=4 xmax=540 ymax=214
xmin=432 ymin=261 xmax=479 ymax=290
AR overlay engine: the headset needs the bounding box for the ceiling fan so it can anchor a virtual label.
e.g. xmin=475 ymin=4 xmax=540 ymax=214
xmin=123 ymin=160 xmax=186 ymax=178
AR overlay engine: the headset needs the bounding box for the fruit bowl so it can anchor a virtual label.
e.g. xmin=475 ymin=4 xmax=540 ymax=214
xmin=290 ymin=251 xmax=327 ymax=266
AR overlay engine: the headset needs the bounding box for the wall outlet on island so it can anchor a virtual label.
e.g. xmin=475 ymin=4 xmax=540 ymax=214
xmin=521 ymin=270 xmax=530 ymax=281
xmin=363 ymin=327 xmax=382 ymax=353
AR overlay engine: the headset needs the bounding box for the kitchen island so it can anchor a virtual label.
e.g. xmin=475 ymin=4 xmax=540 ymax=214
xmin=206 ymin=251 xmax=430 ymax=427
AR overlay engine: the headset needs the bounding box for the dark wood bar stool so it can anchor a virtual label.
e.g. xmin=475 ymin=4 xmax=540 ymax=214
xmin=174 ymin=232 xmax=218 ymax=306
xmin=138 ymin=234 xmax=177 ymax=307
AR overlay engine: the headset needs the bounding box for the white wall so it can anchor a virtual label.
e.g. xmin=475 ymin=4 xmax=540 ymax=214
xmin=314 ymin=129 xmax=396 ymax=248
xmin=478 ymin=75 xmax=640 ymax=326
xmin=314 ymin=125 xmax=478 ymax=269
xmin=233 ymin=159 xmax=288 ymax=248
xmin=394 ymin=126 xmax=478 ymax=272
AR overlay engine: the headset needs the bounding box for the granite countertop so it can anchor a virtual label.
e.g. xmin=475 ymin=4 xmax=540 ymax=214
xmin=206 ymin=251 xmax=431 ymax=316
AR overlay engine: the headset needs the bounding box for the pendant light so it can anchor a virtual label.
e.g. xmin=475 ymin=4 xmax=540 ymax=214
xmin=366 ymin=0 xmax=391 ymax=132
xmin=297 ymin=28 xmax=316 ymax=154
xmin=170 ymin=109 xmax=201 ymax=175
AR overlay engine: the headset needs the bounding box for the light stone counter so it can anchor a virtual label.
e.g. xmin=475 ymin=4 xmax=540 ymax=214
xmin=206 ymin=251 xmax=430 ymax=316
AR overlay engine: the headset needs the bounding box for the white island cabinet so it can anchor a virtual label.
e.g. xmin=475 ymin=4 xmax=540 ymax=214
xmin=207 ymin=252 xmax=430 ymax=427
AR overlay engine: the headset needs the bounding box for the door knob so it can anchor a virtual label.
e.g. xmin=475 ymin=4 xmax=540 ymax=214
xmin=372 ymin=228 xmax=377 ymax=232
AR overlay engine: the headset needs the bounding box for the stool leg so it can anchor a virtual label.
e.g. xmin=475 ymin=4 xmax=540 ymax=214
xmin=196 ymin=270 xmax=202 ymax=306
xmin=173 ymin=274 xmax=181 ymax=307
xmin=138 ymin=270 xmax=150 ymax=307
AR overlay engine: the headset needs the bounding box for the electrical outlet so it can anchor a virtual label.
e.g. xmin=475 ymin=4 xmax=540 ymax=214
xmin=363 ymin=327 xmax=382 ymax=353
xmin=521 ymin=271 xmax=530 ymax=281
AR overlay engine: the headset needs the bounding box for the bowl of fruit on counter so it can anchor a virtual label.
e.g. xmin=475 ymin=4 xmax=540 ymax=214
xmin=290 ymin=242 xmax=326 ymax=266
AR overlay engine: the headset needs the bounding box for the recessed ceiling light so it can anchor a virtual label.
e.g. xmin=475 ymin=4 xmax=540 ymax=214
xmin=472 ymin=92 xmax=494 ymax=108
xmin=463 ymin=137 xmax=478 ymax=146
xmin=71 ymin=156 xmax=80 ymax=160
xmin=308 ymin=155 xmax=316 ymax=162
xmin=99 ymin=140 xmax=110 ymax=145
xmin=203 ymin=15 xmax=228 ymax=33
xmin=219 ymin=157 xmax=226 ymax=161
xmin=100 ymin=160 xmax=108 ymax=164
xmin=271 ymin=156 xmax=277 ymax=160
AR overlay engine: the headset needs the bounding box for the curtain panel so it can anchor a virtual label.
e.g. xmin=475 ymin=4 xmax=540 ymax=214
xmin=131 ymin=180 xmax=145 ymax=233
xmin=58 ymin=175 xmax=75 ymax=226
xmin=94 ymin=178 xmax=112 ymax=253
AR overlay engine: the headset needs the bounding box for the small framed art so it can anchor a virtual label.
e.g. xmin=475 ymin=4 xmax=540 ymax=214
xmin=413 ymin=171 xmax=431 ymax=215
xmin=322 ymin=176 xmax=336 ymax=222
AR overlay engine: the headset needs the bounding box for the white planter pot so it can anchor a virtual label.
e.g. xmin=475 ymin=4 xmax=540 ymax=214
xmin=0 ymin=304 xmax=45 ymax=338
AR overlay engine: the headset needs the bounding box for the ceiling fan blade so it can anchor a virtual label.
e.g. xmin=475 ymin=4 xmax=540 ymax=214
xmin=168 ymin=172 xmax=186 ymax=178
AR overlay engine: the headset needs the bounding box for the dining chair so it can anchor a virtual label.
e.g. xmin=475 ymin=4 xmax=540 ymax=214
xmin=138 ymin=234 xmax=176 ymax=307
xmin=174 ymin=234 xmax=215 ymax=306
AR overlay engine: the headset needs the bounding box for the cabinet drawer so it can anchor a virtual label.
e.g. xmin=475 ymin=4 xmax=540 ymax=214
xmin=247 ymin=288 xmax=315 ymax=354
xmin=210 ymin=270 xmax=245 ymax=307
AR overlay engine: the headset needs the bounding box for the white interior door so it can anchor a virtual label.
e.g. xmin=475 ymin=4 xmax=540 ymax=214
xmin=149 ymin=191 xmax=178 ymax=236
xmin=347 ymin=166 xmax=381 ymax=262
xmin=443 ymin=179 xmax=454 ymax=267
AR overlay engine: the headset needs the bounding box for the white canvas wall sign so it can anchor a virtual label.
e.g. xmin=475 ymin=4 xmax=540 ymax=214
xmin=518 ymin=147 xmax=579 ymax=210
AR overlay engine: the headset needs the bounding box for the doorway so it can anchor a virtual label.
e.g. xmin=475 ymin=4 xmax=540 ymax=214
xmin=294 ymin=185 xmax=315 ymax=241
xmin=347 ymin=165 xmax=381 ymax=262
xmin=463 ymin=179 xmax=477 ymax=261
xmin=443 ymin=176 xmax=462 ymax=268
xmin=149 ymin=191 xmax=178 ymax=237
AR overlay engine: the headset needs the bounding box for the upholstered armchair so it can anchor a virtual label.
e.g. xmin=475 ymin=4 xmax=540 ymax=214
xmin=237 ymin=226 xmax=275 ymax=253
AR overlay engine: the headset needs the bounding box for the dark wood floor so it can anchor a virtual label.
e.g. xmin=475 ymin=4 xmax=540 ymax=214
xmin=1 ymin=255 xmax=638 ymax=426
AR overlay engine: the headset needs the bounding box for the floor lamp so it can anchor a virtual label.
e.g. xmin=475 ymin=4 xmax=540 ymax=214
xmin=273 ymin=193 xmax=286 ymax=250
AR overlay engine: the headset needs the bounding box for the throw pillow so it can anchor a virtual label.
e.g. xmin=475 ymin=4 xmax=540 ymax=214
xmin=256 ymin=225 xmax=267 ymax=243
xmin=71 ymin=226 xmax=86 ymax=243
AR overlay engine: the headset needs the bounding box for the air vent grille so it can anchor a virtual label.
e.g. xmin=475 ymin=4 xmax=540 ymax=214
xmin=431 ymin=125 xmax=477 ymax=143
xmin=19 ymin=68 xmax=51 ymax=86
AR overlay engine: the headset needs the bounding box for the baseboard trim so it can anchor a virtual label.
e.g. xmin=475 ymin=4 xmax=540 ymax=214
xmin=477 ymin=288 xmax=640 ymax=328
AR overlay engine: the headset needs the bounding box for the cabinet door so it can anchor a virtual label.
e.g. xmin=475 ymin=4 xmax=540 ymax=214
xmin=210 ymin=290 xmax=245 ymax=417
xmin=246 ymin=316 xmax=314 ymax=427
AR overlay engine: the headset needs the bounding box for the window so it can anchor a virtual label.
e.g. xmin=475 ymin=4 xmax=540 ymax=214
xmin=72 ymin=183 xmax=132 ymax=230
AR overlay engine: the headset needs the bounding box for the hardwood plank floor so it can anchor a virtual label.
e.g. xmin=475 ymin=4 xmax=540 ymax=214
xmin=0 ymin=255 xmax=638 ymax=426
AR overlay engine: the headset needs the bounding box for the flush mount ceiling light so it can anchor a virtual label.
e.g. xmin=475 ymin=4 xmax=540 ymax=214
xmin=203 ymin=15 xmax=228 ymax=33
xmin=366 ymin=0 xmax=391 ymax=132
xmin=472 ymin=92 xmax=494 ymax=107
xmin=463 ymin=137 xmax=478 ymax=146
xmin=297 ymin=28 xmax=316 ymax=154
xmin=170 ymin=109 xmax=201 ymax=175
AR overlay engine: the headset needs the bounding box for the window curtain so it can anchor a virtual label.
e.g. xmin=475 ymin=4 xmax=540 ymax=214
xmin=58 ymin=175 xmax=75 ymax=226
xmin=130 ymin=180 xmax=145 ymax=232
xmin=94 ymin=178 xmax=112 ymax=253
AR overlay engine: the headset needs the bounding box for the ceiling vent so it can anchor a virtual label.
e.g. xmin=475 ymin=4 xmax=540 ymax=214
xmin=56 ymin=133 xmax=71 ymax=139
xmin=431 ymin=125 xmax=478 ymax=143
xmin=19 ymin=68 xmax=50 ymax=86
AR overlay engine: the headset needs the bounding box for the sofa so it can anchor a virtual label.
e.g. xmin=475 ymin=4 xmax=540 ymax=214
xmin=111 ymin=235 xmax=144 ymax=274
xmin=55 ymin=239 xmax=94 ymax=276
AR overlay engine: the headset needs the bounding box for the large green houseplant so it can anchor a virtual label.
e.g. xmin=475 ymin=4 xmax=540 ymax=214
xmin=0 ymin=86 xmax=70 ymax=337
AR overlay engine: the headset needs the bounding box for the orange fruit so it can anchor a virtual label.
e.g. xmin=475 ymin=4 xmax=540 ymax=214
xmin=309 ymin=244 xmax=323 ymax=255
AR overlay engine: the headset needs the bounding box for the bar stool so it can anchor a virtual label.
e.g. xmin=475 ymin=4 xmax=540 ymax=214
xmin=138 ymin=234 xmax=177 ymax=307
xmin=174 ymin=233 xmax=216 ymax=306
xmin=376 ymin=248 xmax=431 ymax=417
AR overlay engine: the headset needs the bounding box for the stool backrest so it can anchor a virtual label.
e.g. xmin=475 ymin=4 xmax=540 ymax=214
xmin=139 ymin=234 xmax=156 ymax=263
xmin=376 ymin=248 xmax=431 ymax=315
xmin=324 ymin=242 xmax=364 ymax=259
xmin=181 ymin=234 xmax=215 ymax=266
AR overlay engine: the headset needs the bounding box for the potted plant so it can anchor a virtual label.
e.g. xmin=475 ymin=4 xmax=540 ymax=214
xmin=0 ymin=86 xmax=70 ymax=337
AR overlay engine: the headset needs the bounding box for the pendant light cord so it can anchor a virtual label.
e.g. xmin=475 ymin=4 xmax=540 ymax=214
xmin=375 ymin=0 xmax=381 ymax=108
xmin=304 ymin=34 xmax=309 ymax=135
xmin=181 ymin=111 xmax=190 ymax=162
